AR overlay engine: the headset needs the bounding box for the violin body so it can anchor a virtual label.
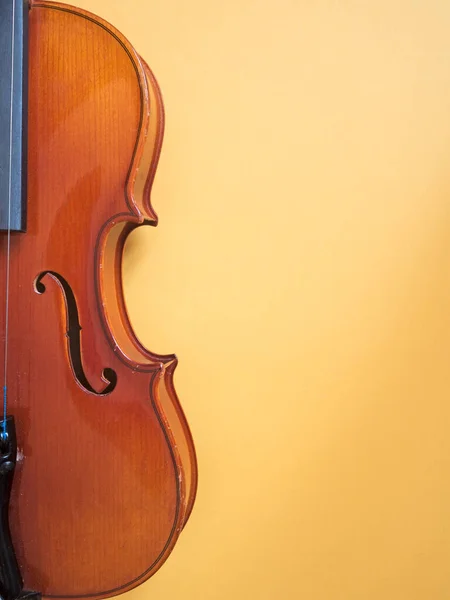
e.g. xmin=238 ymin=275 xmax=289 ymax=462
xmin=0 ymin=1 xmax=197 ymax=598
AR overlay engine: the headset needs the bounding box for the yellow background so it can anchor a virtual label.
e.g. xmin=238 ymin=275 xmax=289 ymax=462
xmin=77 ymin=1 xmax=450 ymax=598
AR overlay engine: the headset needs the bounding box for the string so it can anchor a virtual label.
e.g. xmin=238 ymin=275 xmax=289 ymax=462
xmin=3 ymin=0 xmax=17 ymax=440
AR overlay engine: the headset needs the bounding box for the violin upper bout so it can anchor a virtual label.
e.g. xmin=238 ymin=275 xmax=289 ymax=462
xmin=29 ymin=0 xmax=164 ymax=225
xmin=132 ymin=57 xmax=165 ymax=226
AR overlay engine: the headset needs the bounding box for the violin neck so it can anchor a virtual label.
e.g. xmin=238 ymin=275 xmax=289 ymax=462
xmin=0 ymin=0 xmax=28 ymax=233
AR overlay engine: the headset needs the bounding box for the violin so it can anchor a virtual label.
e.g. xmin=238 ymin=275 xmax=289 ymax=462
xmin=0 ymin=1 xmax=198 ymax=599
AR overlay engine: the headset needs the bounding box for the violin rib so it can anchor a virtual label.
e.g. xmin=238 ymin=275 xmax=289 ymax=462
xmin=0 ymin=2 xmax=197 ymax=598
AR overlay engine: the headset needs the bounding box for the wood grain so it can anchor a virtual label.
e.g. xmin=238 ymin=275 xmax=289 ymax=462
xmin=0 ymin=1 xmax=197 ymax=597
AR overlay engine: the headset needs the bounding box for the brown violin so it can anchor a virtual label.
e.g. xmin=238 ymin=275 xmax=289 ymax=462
xmin=0 ymin=1 xmax=198 ymax=599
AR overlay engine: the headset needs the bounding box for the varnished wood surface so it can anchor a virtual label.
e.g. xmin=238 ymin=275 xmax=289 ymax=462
xmin=0 ymin=1 xmax=197 ymax=597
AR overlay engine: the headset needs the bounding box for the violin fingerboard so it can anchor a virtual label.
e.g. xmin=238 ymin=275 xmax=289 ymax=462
xmin=0 ymin=0 xmax=28 ymax=233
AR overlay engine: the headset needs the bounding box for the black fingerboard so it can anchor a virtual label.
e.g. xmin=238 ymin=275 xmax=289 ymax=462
xmin=0 ymin=0 xmax=28 ymax=233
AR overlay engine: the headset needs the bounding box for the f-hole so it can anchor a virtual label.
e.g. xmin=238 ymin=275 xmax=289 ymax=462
xmin=34 ymin=271 xmax=117 ymax=396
